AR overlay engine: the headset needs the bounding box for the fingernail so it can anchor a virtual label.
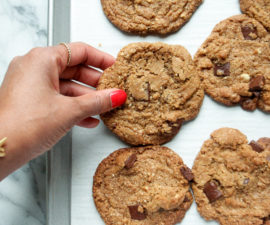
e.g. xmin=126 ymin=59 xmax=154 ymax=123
xmin=110 ymin=90 xmax=127 ymax=108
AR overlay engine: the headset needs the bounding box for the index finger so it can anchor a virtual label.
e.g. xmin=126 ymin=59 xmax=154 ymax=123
xmin=54 ymin=42 xmax=115 ymax=71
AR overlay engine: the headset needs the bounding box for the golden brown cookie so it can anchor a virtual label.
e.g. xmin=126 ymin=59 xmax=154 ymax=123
xmin=93 ymin=146 xmax=193 ymax=225
xmin=100 ymin=0 xmax=203 ymax=35
xmin=192 ymin=128 xmax=270 ymax=225
xmin=97 ymin=42 xmax=204 ymax=146
xmin=240 ymin=0 xmax=270 ymax=31
xmin=194 ymin=15 xmax=270 ymax=113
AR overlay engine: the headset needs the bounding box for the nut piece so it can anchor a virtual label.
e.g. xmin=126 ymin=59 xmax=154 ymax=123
xmin=240 ymin=73 xmax=250 ymax=82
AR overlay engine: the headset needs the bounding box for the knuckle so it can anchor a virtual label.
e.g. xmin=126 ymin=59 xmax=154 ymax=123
xmin=75 ymin=41 xmax=86 ymax=47
xmin=10 ymin=56 xmax=21 ymax=65
xmin=73 ymin=97 xmax=89 ymax=117
xmin=94 ymin=94 xmax=103 ymax=115
xmin=28 ymin=47 xmax=43 ymax=57
xmin=47 ymin=50 xmax=63 ymax=71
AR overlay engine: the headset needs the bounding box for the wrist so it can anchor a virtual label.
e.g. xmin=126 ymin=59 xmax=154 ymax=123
xmin=0 ymin=111 xmax=37 ymax=180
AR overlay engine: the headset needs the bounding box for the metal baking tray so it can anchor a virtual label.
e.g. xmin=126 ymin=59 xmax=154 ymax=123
xmin=46 ymin=0 xmax=71 ymax=225
xmin=46 ymin=0 xmax=270 ymax=225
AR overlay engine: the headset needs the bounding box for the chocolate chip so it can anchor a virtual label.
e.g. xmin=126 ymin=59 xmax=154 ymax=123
xmin=180 ymin=166 xmax=194 ymax=182
xmin=125 ymin=154 xmax=137 ymax=169
xmin=203 ymin=181 xmax=223 ymax=203
xmin=128 ymin=205 xmax=147 ymax=220
xmin=241 ymin=25 xmax=257 ymax=40
xmin=249 ymin=140 xmax=264 ymax=153
xmin=214 ymin=62 xmax=230 ymax=76
xmin=249 ymin=76 xmax=265 ymax=92
xmin=243 ymin=178 xmax=250 ymax=185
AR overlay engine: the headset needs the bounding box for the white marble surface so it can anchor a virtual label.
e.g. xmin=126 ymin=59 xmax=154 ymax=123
xmin=0 ymin=0 xmax=48 ymax=224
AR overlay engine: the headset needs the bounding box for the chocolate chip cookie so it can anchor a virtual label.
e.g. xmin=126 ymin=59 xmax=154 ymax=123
xmin=192 ymin=128 xmax=270 ymax=225
xmin=93 ymin=146 xmax=193 ymax=225
xmin=194 ymin=15 xmax=270 ymax=113
xmin=240 ymin=0 xmax=270 ymax=31
xmin=97 ymin=42 xmax=204 ymax=146
xmin=100 ymin=0 xmax=203 ymax=35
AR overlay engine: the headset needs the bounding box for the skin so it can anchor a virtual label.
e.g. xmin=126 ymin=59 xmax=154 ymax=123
xmin=0 ymin=42 xmax=124 ymax=180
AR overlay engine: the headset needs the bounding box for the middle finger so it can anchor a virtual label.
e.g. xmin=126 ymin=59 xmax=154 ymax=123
xmin=61 ymin=65 xmax=102 ymax=87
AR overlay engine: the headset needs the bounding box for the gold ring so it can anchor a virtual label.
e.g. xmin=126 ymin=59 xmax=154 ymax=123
xmin=59 ymin=42 xmax=71 ymax=66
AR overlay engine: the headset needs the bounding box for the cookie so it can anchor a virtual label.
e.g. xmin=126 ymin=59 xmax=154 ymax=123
xmin=93 ymin=146 xmax=193 ymax=225
xmin=97 ymin=42 xmax=204 ymax=146
xmin=100 ymin=0 xmax=203 ymax=35
xmin=192 ymin=128 xmax=270 ymax=225
xmin=240 ymin=0 xmax=270 ymax=31
xmin=194 ymin=15 xmax=270 ymax=113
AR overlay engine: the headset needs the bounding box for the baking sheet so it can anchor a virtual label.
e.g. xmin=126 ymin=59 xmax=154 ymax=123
xmin=47 ymin=0 xmax=71 ymax=224
xmin=70 ymin=0 xmax=270 ymax=224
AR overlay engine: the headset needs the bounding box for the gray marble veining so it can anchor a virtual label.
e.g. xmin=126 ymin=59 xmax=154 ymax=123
xmin=0 ymin=0 xmax=48 ymax=224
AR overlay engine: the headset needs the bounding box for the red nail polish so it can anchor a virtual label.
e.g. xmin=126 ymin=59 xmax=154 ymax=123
xmin=110 ymin=90 xmax=127 ymax=108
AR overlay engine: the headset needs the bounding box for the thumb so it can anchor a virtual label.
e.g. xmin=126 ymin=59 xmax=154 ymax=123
xmin=73 ymin=89 xmax=127 ymax=118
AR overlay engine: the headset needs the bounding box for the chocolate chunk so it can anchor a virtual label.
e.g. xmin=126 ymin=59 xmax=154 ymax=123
xmin=158 ymin=208 xmax=165 ymax=212
xmin=180 ymin=166 xmax=194 ymax=182
xmin=240 ymin=98 xmax=257 ymax=111
xmin=249 ymin=76 xmax=265 ymax=92
xmin=125 ymin=154 xmax=137 ymax=169
xmin=128 ymin=205 xmax=147 ymax=220
xmin=253 ymin=92 xmax=261 ymax=98
xmin=263 ymin=215 xmax=270 ymax=224
xmin=243 ymin=178 xmax=250 ymax=185
xmin=249 ymin=140 xmax=264 ymax=153
xmin=241 ymin=25 xmax=257 ymax=40
xmin=214 ymin=62 xmax=230 ymax=76
xmin=203 ymin=181 xmax=223 ymax=203
xmin=258 ymin=137 xmax=270 ymax=149
xmin=240 ymin=91 xmax=261 ymax=111
xmin=183 ymin=195 xmax=190 ymax=202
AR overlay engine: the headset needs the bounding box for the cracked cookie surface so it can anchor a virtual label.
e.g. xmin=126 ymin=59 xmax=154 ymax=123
xmin=194 ymin=15 xmax=270 ymax=113
xmin=100 ymin=0 xmax=202 ymax=35
xmin=192 ymin=128 xmax=270 ymax=225
xmin=240 ymin=0 xmax=270 ymax=31
xmin=97 ymin=42 xmax=204 ymax=146
xmin=93 ymin=146 xmax=193 ymax=225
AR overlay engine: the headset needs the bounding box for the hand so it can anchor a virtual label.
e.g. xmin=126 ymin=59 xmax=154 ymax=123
xmin=0 ymin=42 xmax=126 ymax=179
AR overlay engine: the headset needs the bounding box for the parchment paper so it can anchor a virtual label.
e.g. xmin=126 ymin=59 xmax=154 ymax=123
xmin=71 ymin=0 xmax=270 ymax=224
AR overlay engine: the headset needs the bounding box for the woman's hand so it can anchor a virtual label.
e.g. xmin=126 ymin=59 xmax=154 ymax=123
xmin=0 ymin=42 xmax=126 ymax=180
